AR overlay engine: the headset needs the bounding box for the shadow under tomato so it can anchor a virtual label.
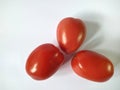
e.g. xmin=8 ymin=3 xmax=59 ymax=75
xmin=80 ymin=29 xmax=104 ymax=50
xmin=83 ymin=21 xmax=101 ymax=44
xmin=75 ymin=12 xmax=105 ymax=51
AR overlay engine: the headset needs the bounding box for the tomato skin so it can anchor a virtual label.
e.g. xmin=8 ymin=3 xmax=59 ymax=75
xmin=71 ymin=50 xmax=114 ymax=82
xmin=25 ymin=43 xmax=64 ymax=80
xmin=57 ymin=17 xmax=86 ymax=54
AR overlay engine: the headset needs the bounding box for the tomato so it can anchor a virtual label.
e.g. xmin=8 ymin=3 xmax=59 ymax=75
xmin=25 ymin=43 xmax=64 ymax=80
xmin=57 ymin=17 xmax=86 ymax=54
xmin=71 ymin=50 xmax=114 ymax=82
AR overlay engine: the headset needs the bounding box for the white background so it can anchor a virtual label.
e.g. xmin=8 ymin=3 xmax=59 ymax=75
xmin=0 ymin=0 xmax=120 ymax=90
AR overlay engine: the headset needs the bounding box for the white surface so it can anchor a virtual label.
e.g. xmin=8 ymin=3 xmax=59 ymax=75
xmin=0 ymin=0 xmax=120 ymax=90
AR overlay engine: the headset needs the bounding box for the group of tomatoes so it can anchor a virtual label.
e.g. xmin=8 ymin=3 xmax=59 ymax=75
xmin=25 ymin=17 xmax=114 ymax=82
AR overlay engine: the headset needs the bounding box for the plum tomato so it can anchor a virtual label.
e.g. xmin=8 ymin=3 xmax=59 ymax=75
xmin=25 ymin=43 xmax=64 ymax=80
xmin=57 ymin=17 xmax=86 ymax=54
xmin=71 ymin=50 xmax=114 ymax=82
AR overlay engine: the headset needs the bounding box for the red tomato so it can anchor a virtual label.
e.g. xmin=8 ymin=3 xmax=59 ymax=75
xmin=57 ymin=17 xmax=86 ymax=54
xmin=71 ymin=50 xmax=114 ymax=82
xmin=25 ymin=43 xmax=64 ymax=80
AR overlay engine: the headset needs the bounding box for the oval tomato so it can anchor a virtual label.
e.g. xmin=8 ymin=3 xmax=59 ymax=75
xmin=71 ymin=50 xmax=114 ymax=82
xmin=57 ymin=17 xmax=86 ymax=54
xmin=25 ymin=43 xmax=64 ymax=80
